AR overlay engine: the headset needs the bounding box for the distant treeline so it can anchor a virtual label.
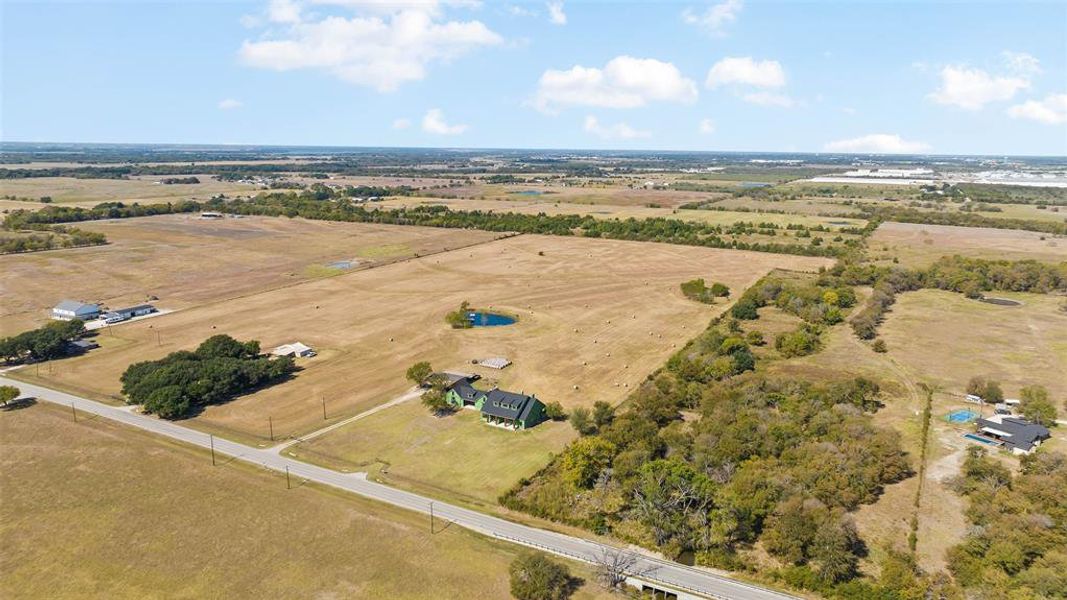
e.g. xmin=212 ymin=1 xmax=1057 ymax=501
xmin=160 ymin=176 xmax=200 ymax=185
xmin=838 ymin=256 xmax=1067 ymax=339
xmin=0 ymin=225 xmax=107 ymax=254
xmin=865 ymin=206 xmax=1067 ymax=235
xmin=2 ymin=192 xmax=856 ymax=258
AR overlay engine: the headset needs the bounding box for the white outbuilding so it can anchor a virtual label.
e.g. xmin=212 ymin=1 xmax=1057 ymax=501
xmin=52 ymin=300 xmax=102 ymax=321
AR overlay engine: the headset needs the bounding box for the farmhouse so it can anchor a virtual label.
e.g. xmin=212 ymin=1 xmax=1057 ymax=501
xmin=271 ymin=342 xmax=316 ymax=358
xmin=444 ymin=378 xmax=547 ymax=430
xmin=974 ymin=415 xmax=1051 ymax=455
xmin=52 ymin=300 xmax=101 ymax=321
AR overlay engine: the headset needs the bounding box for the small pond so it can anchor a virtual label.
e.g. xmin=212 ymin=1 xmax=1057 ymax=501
xmin=468 ymin=311 xmax=516 ymax=327
xmin=509 ymin=190 xmax=544 ymax=196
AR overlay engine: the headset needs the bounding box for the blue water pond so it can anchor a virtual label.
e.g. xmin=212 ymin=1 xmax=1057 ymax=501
xmin=468 ymin=311 xmax=516 ymax=327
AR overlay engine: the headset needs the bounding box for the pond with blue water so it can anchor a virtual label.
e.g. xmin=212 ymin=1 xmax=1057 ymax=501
xmin=468 ymin=311 xmax=516 ymax=327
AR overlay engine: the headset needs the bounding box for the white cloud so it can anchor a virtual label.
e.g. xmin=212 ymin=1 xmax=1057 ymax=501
xmin=742 ymin=91 xmax=794 ymax=108
xmin=218 ymin=98 xmax=243 ymax=110
xmin=682 ymin=0 xmax=742 ymax=36
xmin=1002 ymin=50 xmax=1041 ymax=76
xmin=531 ymin=56 xmax=698 ymax=113
xmin=928 ymin=65 xmax=1029 ymax=110
xmin=824 ymin=134 xmax=931 ymax=154
xmin=392 ymin=117 xmax=412 ymax=129
xmin=239 ymin=3 xmax=502 ymax=92
xmin=546 ymin=1 xmax=566 ymax=25
xmin=583 ymin=116 xmax=650 ymax=140
xmin=267 ymin=0 xmax=301 ymax=23
xmin=705 ymin=56 xmax=785 ymax=88
xmin=507 ymin=4 xmax=535 ymax=17
xmin=1007 ymin=93 xmax=1067 ymax=125
xmin=699 ymin=118 xmax=715 ymax=134
xmin=422 ymin=108 xmax=467 ymax=134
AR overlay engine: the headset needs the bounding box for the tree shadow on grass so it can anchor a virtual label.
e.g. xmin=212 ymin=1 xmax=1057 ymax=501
xmin=1 ymin=397 xmax=38 ymax=411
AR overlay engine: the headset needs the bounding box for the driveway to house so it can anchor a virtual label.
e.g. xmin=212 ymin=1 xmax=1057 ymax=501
xmin=1 ymin=375 xmax=796 ymax=600
xmin=271 ymin=386 xmax=423 ymax=453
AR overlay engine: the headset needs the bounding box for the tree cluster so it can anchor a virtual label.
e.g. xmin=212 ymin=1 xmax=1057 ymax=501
xmin=502 ymin=373 xmax=909 ymax=587
xmin=947 ymin=447 xmax=1067 ymax=598
xmin=0 ymin=320 xmax=86 ymax=363
xmin=120 ymin=335 xmax=295 ymax=419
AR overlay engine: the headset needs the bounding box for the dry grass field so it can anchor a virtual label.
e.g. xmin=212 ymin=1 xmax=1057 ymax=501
xmin=0 ymin=402 xmax=612 ymax=600
xmin=0 ymin=175 xmax=258 ymax=205
xmin=426 ymin=182 xmax=716 ymax=208
xmin=10 ymin=228 xmax=830 ymax=443
xmin=869 ymin=221 xmax=1067 ymax=267
xmin=292 ymin=401 xmax=578 ymax=508
xmin=0 ymin=214 xmax=503 ymax=334
xmin=376 ymin=196 xmax=867 ymax=230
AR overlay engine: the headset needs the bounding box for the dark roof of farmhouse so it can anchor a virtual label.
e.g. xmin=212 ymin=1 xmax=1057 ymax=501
xmin=481 ymin=388 xmax=538 ymax=421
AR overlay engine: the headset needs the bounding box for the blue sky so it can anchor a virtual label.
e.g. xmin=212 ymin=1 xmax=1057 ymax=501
xmin=4 ymin=0 xmax=1066 ymax=155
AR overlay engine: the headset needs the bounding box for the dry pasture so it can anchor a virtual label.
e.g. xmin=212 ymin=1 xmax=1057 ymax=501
xmin=0 ymin=174 xmax=257 ymax=206
xmin=12 ymin=229 xmax=830 ymax=442
xmin=0 ymin=402 xmax=612 ymax=600
xmin=869 ymin=221 xmax=1067 ymax=267
xmin=376 ymin=196 xmax=866 ymax=230
xmin=0 ymin=214 xmax=502 ymax=334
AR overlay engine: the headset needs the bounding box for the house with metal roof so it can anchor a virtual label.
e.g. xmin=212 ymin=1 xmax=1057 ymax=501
xmin=974 ymin=415 xmax=1052 ymax=455
xmin=443 ymin=378 xmax=547 ymax=430
xmin=101 ymin=304 xmax=157 ymax=323
xmin=481 ymin=389 xmax=546 ymax=430
xmin=52 ymin=300 xmax=101 ymax=321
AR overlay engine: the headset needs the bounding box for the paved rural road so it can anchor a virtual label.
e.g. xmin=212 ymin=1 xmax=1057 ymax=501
xmin=3 ymin=376 xmax=796 ymax=600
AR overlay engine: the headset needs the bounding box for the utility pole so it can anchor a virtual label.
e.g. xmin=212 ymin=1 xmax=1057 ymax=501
xmin=286 ymin=466 xmax=291 ymax=489
xmin=269 ymin=416 xmax=274 ymax=441
xmin=430 ymin=501 xmax=435 ymax=534
xmin=322 ymin=395 xmax=327 ymax=421
xmin=210 ymin=434 xmax=216 ymax=466
xmin=71 ymin=402 xmax=77 ymax=422
xmin=156 ymin=330 xmax=161 ymax=347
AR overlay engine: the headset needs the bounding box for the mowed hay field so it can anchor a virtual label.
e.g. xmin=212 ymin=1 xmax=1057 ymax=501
xmin=293 ymin=401 xmax=577 ymax=507
xmin=0 ymin=214 xmax=503 ymax=334
xmin=0 ymin=175 xmax=258 ymax=206
xmin=869 ymin=221 xmax=1067 ymax=267
xmin=13 ymin=232 xmax=830 ymax=442
xmin=0 ymin=402 xmax=612 ymax=600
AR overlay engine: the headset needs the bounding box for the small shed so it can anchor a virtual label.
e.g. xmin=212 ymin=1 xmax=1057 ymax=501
xmin=271 ymin=342 xmax=316 ymax=358
xmin=478 ymin=357 xmax=512 ymax=370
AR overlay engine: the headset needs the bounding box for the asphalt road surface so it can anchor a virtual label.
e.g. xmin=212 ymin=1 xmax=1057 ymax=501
xmin=2 ymin=376 xmax=797 ymax=600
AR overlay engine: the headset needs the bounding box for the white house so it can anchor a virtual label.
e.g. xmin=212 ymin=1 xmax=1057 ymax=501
xmin=52 ymin=300 xmax=102 ymax=321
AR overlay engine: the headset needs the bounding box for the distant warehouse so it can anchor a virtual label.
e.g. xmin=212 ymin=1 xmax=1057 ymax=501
xmin=52 ymin=300 xmax=102 ymax=321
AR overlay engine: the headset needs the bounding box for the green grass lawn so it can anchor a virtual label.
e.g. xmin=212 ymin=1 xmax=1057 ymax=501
xmin=290 ymin=401 xmax=577 ymax=508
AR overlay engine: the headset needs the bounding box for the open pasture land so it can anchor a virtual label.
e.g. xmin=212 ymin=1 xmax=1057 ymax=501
xmin=14 ymin=233 xmax=831 ymax=442
xmin=869 ymin=221 xmax=1067 ymax=267
xmin=377 ymin=196 xmax=867 ymax=230
xmin=0 ymin=174 xmax=259 ymax=206
xmin=0 ymin=402 xmax=611 ymax=600
xmin=0 ymin=215 xmax=502 ymax=334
